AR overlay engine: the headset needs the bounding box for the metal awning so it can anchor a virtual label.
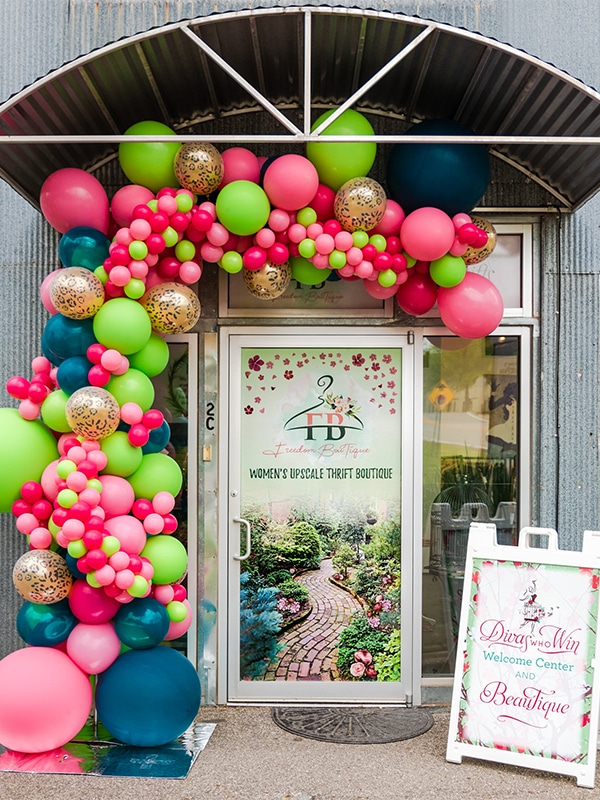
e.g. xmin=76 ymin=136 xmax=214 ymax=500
xmin=1 ymin=5 xmax=600 ymax=211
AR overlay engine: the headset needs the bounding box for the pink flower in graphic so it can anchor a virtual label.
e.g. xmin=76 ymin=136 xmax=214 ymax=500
xmin=382 ymin=354 xmax=392 ymax=364
xmin=369 ymin=353 xmax=377 ymax=361
xmin=352 ymin=354 xmax=365 ymax=367
xmin=284 ymin=370 xmax=294 ymax=380
xmin=368 ymin=616 xmax=381 ymax=628
xmin=266 ymin=361 xmax=274 ymax=369
xmin=244 ymin=405 xmax=254 ymax=415
xmin=254 ymin=397 xmax=262 ymax=404
xmin=248 ymin=355 xmax=264 ymax=372
xmin=389 ymin=366 xmax=397 ymax=374
xmin=371 ymin=362 xmax=380 ymax=372
xmin=350 ymin=662 xmax=366 ymax=678
xmin=387 ymin=380 xmax=396 ymax=389
xmin=283 ymin=358 xmax=290 ymax=365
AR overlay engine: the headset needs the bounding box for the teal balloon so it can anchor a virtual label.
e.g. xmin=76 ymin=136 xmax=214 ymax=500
xmin=56 ymin=355 xmax=93 ymax=395
xmin=58 ymin=226 xmax=110 ymax=270
xmin=142 ymin=419 xmax=171 ymax=454
xmin=17 ymin=599 xmax=77 ymax=646
xmin=0 ymin=409 xmax=59 ymax=512
xmin=41 ymin=315 xmax=97 ymax=366
xmin=114 ymin=598 xmax=170 ymax=650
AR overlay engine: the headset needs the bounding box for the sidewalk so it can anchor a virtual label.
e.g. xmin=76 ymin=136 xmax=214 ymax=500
xmin=0 ymin=705 xmax=596 ymax=800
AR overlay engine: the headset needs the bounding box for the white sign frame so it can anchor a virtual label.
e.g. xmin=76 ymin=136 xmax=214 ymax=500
xmin=446 ymin=524 xmax=600 ymax=789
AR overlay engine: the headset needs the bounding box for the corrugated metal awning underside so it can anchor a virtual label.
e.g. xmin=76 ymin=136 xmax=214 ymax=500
xmin=1 ymin=5 xmax=600 ymax=211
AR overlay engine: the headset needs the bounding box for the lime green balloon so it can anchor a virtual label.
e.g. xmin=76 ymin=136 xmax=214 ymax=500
xmin=369 ymin=234 xmax=387 ymax=252
xmin=0 ymin=409 xmax=59 ymax=512
xmin=166 ymin=600 xmax=188 ymax=622
xmin=141 ymin=535 xmax=188 ymax=584
xmin=215 ymin=180 xmax=270 ymax=236
xmin=297 ymin=239 xmax=316 ymax=259
xmin=290 ymin=256 xmax=331 ymax=286
xmin=127 ymin=333 xmax=169 ymax=377
xmin=352 ymin=230 xmax=369 ymax=248
xmin=127 ymin=453 xmax=183 ymax=500
xmin=40 ymin=389 xmax=72 ymax=433
xmin=328 ymin=250 xmax=346 ymax=270
xmin=128 ymin=575 xmax=149 ymax=598
xmin=296 ymin=207 xmax=317 ymax=226
xmin=107 ymin=369 xmax=155 ymax=412
xmin=128 ymin=240 xmax=148 ymax=261
xmin=100 ymin=431 xmax=143 ymax=477
xmin=124 ymin=278 xmax=146 ymax=300
xmin=162 ymin=227 xmax=179 ymax=248
xmin=378 ymin=269 xmax=397 ymax=287
xmin=307 ymin=109 xmax=377 ymax=191
xmin=429 ymin=254 xmax=467 ymax=288
xmin=68 ymin=540 xmax=87 ymax=559
xmin=93 ymin=298 xmax=152 ymax=355
xmin=118 ymin=121 xmax=180 ymax=193
xmin=175 ymin=240 xmax=196 ymax=262
xmin=219 ymin=251 xmax=244 ymax=274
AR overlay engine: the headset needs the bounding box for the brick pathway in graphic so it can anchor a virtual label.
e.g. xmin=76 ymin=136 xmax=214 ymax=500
xmin=263 ymin=558 xmax=362 ymax=681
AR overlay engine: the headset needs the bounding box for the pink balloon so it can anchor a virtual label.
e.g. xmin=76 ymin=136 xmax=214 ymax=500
xmin=40 ymin=269 xmax=62 ymax=315
xmin=164 ymin=599 xmax=193 ymax=641
xmin=68 ymin=579 xmax=121 ymax=623
xmin=310 ymin=183 xmax=336 ymax=221
xmin=371 ymin=199 xmax=405 ymax=237
xmin=263 ymin=155 xmax=320 ymax=211
xmin=40 ymin=459 xmax=61 ymax=501
xmin=103 ymin=513 xmax=147 ymax=555
xmin=66 ymin=622 xmax=121 ymax=674
xmin=110 ymin=185 xmax=155 ymax=228
xmin=396 ymin=272 xmax=439 ymax=316
xmin=221 ymin=147 xmax=261 ymax=186
xmin=40 ymin=168 xmax=110 ymax=234
xmin=400 ymin=207 xmax=455 ymax=262
xmin=98 ymin=475 xmax=135 ymax=518
xmin=438 ymin=272 xmax=504 ymax=338
xmin=0 ymin=648 xmax=92 ymax=753
xmin=362 ymin=279 xmax=398 ymax=299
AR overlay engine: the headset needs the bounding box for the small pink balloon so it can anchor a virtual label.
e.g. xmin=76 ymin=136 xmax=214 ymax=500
xmin=355 ymin=261 xmax=374 ymax=279
xmin=19 ymin=399 xmax=40 ymax=421
xmin=268 ymin=209 xmax=291 ymax=232
xmin=452 ymin=212 xmax=472 ymax=231
xmin=111 ymin=185 xmax=154 ymax=228
xmin=179 ymin=261 xmax=202 ymax=284
xmin=200 ymin=242 xmax=224 ymax=263
xmin=30 ymin=527 xmax=53 ymax=549
xmin=221 ymin=147 xmax=261 ymax=185
xmin=312 ymin=253 xmax=331 ymax=269
xmin=120 ymin=402 xmax=143 ymax=425
xmin=207 ymin=222 xmax=230 ymax=247
xmin=153 ymin=584 xmax=175 ymax=604
xmin=94 ymin=564 xmax=116 ymax=586
xmin=449 ymin=237 xmax=469 ymax=257
xmin=109 ymin=265 xmax=131 ymax=287
xmin=164 ymin=599 xmax=193 ymax=641
xmin=40 ymin=168 xmax=110 ymax=234
xmin=108 ymin=550 xmax=130 ymax=571
xmin=255 ymin=228 xmax=276 ymax=249
xmin=115 ymin=568 xmax=135 ymax=590
xmin=40 ymin=459 xmax=61 ymax=501
xmin=78 ymin=487 xmax=101 ymax=508
xmin=103 ymin=514 xmax=147 ymax=555
xmin=143 ymin=513 xmax=165 ymax=535
xmin=152 ymin=491 xmax=175 ymax=515
xmin=401 ymin=207 xmax=455 ymax=262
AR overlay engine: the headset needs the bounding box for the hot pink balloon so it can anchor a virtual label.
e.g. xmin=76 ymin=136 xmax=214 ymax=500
xmin=66 ymin=622 xmax=121 ymax=674
xmin=310 ymin=183 xmax=336 ymax=221
xmin=400 ymin=207 xmax=455 ymax=262
xmin=221 ymin=147 xmax=261 ymax=185
xmin=164 ymin=599 xmax=193 ymax=641
xmin=98 ymin=475 xmax=135 ymax=518
xmin=371 ymin=199 xmax=405 ymax=237
xmin=110 ymin=184 xmax=155 ymax=227
xmin=104 ymin=514 xmax=147 ymax=555
xmin=396 ymin=272 xmax=438 ymax=316
xmin=68 ymin=579 xmax=120 ymax=623
xmin=263 ymin=154 xmax=320 ymax=211
xmin=437 ymin=271 xmax=504 ymax=338
xmin=40 ymin=269 xmax=63 ymax=315
xmin=40 ymin=168 xmax=110 ymax=234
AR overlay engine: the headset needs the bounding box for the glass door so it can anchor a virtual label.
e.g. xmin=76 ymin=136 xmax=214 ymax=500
xmin=222 ymin=328 xmax=415 ymax=703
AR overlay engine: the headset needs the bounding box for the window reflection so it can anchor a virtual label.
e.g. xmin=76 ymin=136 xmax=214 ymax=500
xmin=422 ymin=335 xmax=519 ymax=677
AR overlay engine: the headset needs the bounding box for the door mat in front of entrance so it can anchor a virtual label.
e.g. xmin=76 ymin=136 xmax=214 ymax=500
xmin=271 ymin=707 xmax=434 ymax=744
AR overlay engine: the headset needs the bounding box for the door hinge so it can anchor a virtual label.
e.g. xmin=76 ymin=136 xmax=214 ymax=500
xmin=406 ymin=691 xmax=413 ymax=707
xmin=407 ymin=330 xmax=415 ymax=345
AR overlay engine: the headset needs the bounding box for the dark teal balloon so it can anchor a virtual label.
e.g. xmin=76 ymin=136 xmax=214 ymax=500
xmin=58 ymin=226 xmax=110 ymax=270
xmin=386 ymin=119 xmax=490 ymax=216
xmin=114 ymin=597 xmax=170 ymax=650
xmin=65 ymin=552 xmax=87 ymax=580
xmin=142 ymin=420 xmax=171 ymax=454
xmin=17 ymin=599 xmax=77 ymax=646
xmin=41 ymin=315 xmax=97 ymax=366
xmin=96 ymin=647 xmax=201 ymax=746
xmin=56 ymin=355 xmax=93 ymax=395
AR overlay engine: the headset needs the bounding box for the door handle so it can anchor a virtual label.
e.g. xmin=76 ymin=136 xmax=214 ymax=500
xmin=233 ymin=517 xmax=252 ymax=561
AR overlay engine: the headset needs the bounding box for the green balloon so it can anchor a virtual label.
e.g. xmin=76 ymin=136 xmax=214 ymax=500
xmin=118 ymin=121 xmax=181 ymax=193
xmin=141 ymin=535 xmax=188 ymax=585
xmin=127 ymin=452 xmax=183 ymax=500
xmin=215 ymin=180 xmax=271 ymax=236
xmin=40 ymin=389 xmax=72 ymax=432
xmin=219 ymin=251 xmax=244 ymax=274
xmin=100 ymin=431 xmax=143 ymax=477
xmin=107 ymin=369 xmax=155 ymax=412
xmin=0 ymin=409 xmax=59 ymax=512
xmin=429 ymin=254 xmax=467 ymax=288
xmin=290 ymin=256 xmax=331 ymax=286
xmin=307 ymin=109 xmax=377 ymax=191
xmin=93 ymin=298 xmax=152 ymax=355
xmin=127 ymin=333 xmax=169 ymax=377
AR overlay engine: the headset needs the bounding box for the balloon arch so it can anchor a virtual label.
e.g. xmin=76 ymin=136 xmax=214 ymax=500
xmin=0 ymin=110 xmax=503 ymax=753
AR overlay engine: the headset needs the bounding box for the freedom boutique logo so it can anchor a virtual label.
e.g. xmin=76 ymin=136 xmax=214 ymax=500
xmin=284 ymin=375 xmax=363 ymax=441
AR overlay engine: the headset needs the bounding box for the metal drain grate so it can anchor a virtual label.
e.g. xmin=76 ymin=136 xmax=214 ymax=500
xmin=271 ymin=706 xmax=434 ymax=744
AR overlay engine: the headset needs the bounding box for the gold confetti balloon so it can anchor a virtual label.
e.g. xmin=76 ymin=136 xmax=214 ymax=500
xmin=464 ymin=215 xmax=497 ymax=265
xmin=141 ymin=282 xmax=201 ymax=334
xmin=334 ymin=177 xmax=387 ymax=232
xmin=13 ymin=550 xmax=73 ymax=604
xmin=174 ymin=142 xmax=224 ymax=195
xmin=65 ymin=386 xmax=121 ymax=440
xmin=243 ymin=260 xmax=291 ymax=300
xmin=50 ymin=267 xmax=105 ymax=319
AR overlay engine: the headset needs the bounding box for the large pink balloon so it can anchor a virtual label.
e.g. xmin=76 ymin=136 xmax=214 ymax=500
xmin=104 ymin=513 xmax=147 ymax=554
xmin=221 ymin=147 xmax=261 ymax=186
xmin=400 ymin=207 xmax=455 ymax=262
xmin=110 ymin=184 xmax=154 ymax=228
xmin=98 ymin=475 xmax=135 ymax=519
xmin=263 ymin=154 xmax=320 ymax=211
xmin=67 ymin=622 xmax=121 ymax=674
xmin=437 ymin=271 xmax=504 ymax=338
xmin=396 ymin=271 xmax=438 ymax=315
xmin=40 ymin=168 xmax=110 ymax=234
xmin=0 ymin=647 xmax=92 ymax=752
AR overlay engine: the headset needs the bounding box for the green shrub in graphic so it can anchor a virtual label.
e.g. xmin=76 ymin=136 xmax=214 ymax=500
xmin=373 ymin=629 xmax=402 ymax=682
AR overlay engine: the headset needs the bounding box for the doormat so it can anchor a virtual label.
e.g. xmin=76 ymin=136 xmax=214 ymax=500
xmin=271 ymin=707 xmax=434 ymax=744
xmin=0 ymin=722 xmax=215 ymax=779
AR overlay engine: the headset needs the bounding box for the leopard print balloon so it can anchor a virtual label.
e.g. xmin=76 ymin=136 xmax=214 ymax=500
xmin=243 ymin=260 xmax=291 ymax=300
xmin=463 ymin=216 xmax=497 ymax=265
xmin=141 ymin=282 xmax=201 ymax=333
xmin=65 ymin=386 xmax=121 ymax=440
xmin=13 ymin=550 xmax=73 ymax=604
xmin=50 ymin=267 xmax=105 ymax=319
xmin=174 ymin=142 xmax=224 ymax=195
xmin=334 ymin=177 xmax=387 ymax=232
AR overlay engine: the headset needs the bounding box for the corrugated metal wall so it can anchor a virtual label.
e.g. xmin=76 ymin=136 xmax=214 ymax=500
xmin=0 ymin=0 xmax=599 ymax=662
